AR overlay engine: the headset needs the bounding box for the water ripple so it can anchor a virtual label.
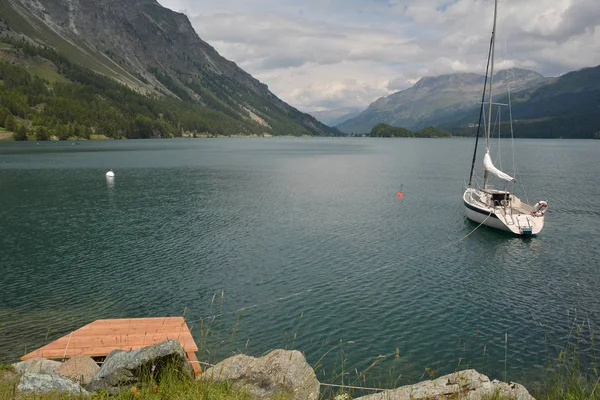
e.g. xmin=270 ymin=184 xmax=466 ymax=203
xmin=1 ymin=139 xmax=599 ymax=386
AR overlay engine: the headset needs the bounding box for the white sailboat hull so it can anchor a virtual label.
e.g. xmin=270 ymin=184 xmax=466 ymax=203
xmin=461 ymin=0 xmax=548 ymax=236
xmin=463 ymin=188 xmax=545 ymax=235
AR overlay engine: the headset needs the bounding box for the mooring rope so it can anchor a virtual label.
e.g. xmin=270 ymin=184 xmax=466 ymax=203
xmin=192 ymin=361 xmax=388 ymax=392
xmin=62 ymin=331 xmax=74 ymax=360
xmin=441 ymin=210 xmax=493 ymax=249
xmin=319 ymin=382 xmax=386 ymax=392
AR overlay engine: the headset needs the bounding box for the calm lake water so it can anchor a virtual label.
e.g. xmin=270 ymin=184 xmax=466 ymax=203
xmin=1 ymin=138 xmax=599 ymax=388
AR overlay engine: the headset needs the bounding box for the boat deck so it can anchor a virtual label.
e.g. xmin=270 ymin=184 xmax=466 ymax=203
xmin=20 ymin=317 xmax=201 ymax=376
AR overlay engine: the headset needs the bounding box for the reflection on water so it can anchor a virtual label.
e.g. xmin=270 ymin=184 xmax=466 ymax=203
xmin=106 ymin=175 xmax=115 ymax=189
xmin=0 ymin=138 xmax=598 ymax=387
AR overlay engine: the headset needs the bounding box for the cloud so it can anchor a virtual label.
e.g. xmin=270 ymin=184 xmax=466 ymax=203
xmin=189 ymin=12 xmax=420 ymax=71
xmin=157 ymin=0 xmax=600 ymax=112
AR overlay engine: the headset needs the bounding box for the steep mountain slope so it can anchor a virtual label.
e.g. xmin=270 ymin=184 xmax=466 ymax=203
xmin=0 ymin=0 xmax=338 ymax=136
xmin=337 ymin=69 xmax=547 ymax=133
xmin=447 ymin=65 xmax=600 ymax=138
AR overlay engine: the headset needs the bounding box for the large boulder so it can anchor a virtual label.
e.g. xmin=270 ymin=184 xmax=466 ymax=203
xmin=87 ymin=339 xmax=193 ymax=394
xmin=354 ymin=369 xmax=534 ymax=400
xmin=55 ymin=355 xmax=100 ymax=386
xmin=13 ymin=358 xmax=62 ymax=374
xmin=202 ymin=349 xmax=320 ymax=400
xmin=18 ymin=372 xmax=89 ymax=396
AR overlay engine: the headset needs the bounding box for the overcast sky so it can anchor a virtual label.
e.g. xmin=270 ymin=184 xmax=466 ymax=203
xmin=157 ymin=0 xmax=600 ymax=112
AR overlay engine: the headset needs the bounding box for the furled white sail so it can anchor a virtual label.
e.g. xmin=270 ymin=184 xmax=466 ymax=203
xmin=483 ymin=152 xmax=515 ymax=182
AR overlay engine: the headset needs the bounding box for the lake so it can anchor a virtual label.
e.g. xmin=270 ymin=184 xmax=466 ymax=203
xmin=1 ymin=138 xmax=599 ymax=388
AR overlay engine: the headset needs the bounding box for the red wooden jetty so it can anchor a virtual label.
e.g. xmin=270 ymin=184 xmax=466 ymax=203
xmin=20 ymin=317 xmax=201 ymax=376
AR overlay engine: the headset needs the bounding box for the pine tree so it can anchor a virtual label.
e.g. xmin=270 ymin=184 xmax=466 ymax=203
xmin=56 ymin=124 xmax=69 ymax=140
xmin=13 ymin=124 xmax=28 ymax=141
xmin=0 ymin=107 xmax=10 ymax=127
xmin=35 ymin=126 xmax=49 ymax=141
xmin=4 ymin=115 xmax=16 ymax=131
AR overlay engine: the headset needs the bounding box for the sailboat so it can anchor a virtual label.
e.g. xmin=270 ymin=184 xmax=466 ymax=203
xmin=463 ymin=0 xmax=548 ymax=235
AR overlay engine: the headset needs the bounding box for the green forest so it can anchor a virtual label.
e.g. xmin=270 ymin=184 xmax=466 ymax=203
xmin=370 ymin=123 xmax=452 ymax=138
xmin=446 ymin=66 xmax=600 ymax=139
xmin=0 ymin=36 xmax=310 ymax=140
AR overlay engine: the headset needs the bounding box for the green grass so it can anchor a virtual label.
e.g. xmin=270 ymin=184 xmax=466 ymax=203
xmin=1 ymin=358 xmax=276 ymax=400
xmin=481 ymin=390 xmax=515 ymax=400
xmin=0 ymin=127 xmax=13 ymax=140
xmin=532 ymin=317 xmax=600 ymax=400
xmin=29 ymin=61 xmax=65 ymax=83
xmin=0 ymin=365 xmax=15 ymax=372
xmin=0 ymin=368 xmax=264 ymax=399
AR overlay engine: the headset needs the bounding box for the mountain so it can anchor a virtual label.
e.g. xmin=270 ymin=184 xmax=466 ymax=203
xmin=337 ymin=69 xmax=548 ymax=134
xmin=0 ymin=0 xmax=339 ymax=137
xmin=447 ymin=65 xmax=600 ymax=138
xmin=310 ymin=107 xmax=362 ymax=127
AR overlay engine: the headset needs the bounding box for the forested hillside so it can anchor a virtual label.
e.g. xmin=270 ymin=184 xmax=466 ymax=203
xmin=0 ymin=38 xmax=255 ymax=139
xmin=0 ymin=37 xmax=336 ymax=140
xmin=338 ymin=69 xmax=548 ymax=134
xmin=0 ymin=0 xmax=339 ymax=139
xmin=338 ymin=65 xmax=600 ymax=139
xmin=447 ymin=66 xmax=600 ymax=138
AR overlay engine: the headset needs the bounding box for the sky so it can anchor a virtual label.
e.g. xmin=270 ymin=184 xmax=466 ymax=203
xmin=157 ymin=0 xmax=600 ymax=113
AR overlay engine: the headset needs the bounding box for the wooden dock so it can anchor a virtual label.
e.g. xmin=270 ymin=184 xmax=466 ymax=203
xmin=21 ymin=317 xmax=201 ymax=376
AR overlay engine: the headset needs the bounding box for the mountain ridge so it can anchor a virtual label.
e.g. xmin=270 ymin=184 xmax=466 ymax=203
xmin=446 ymin=64 xmax=600 ymax=138
xmin=0 ymin=0 xmax=339 ymax=136
xmin=337 ymin=68 xmax=548 ymax=133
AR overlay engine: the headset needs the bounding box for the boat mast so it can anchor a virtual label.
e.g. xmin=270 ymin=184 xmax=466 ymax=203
xmin=483 ymin=0 xmax=498 ymax=190
xmin=467 ymin=31 xmax=494 ymax=187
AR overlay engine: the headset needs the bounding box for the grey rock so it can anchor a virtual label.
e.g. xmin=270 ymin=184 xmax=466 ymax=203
xmin=55 ymin=355 xmax=100 ymax=386
xmin=355 ymin=369 xmax=534 ymax=400
xmin=202 ymin=349 xmax=319 ymax=400
xmin=13 ymin=358 xmax=62 ymax=374
xmin=87 ymin=339 xmax=193 ymax=393
xmin=18 ymin=372 xmax=89 ymax=396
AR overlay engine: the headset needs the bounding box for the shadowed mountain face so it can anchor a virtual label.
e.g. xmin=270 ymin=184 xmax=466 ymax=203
xmin=0 ymin=0 xmax=338 ymax=136
xmin=310 ymin=107 xmax=363 ymax=127
xmin=337 ymin=69 xmax=548 ymax=133
xmin=449 ymin=65 xmax=600 ymax=138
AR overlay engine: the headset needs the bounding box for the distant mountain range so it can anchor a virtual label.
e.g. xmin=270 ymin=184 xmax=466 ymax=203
xmin=336 ymin=67 xmax=600 ymax=138
xmin=311 ymin=107 xmax=362 ymax=127
xmin=449 ymin=66 xmax=600 ymax=138
xmin=336 ymin=68 xmax=548 ymax=133
xmin=0 ymin=0 xmax=339 ymax=137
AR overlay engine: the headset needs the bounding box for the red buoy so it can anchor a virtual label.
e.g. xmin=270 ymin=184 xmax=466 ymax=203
xmin=396 ymin=192 xmax=404 ymax=198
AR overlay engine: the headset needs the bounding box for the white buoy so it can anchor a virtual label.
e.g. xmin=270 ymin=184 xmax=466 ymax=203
xmin=106 ymin=169 xmax=115 ymax=177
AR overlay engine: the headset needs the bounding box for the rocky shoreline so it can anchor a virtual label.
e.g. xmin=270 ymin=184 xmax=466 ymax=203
xmin=4 ymin=340 xmax=535 ymax=399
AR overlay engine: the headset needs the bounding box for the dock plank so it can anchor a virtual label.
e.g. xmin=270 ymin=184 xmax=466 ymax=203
xmin=21 ymin=317 xmax=199 ymax=372
xmin=186 ymin=351 xmax=202 ymax=377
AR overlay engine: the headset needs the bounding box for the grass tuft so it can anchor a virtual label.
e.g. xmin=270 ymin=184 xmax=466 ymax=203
xmin=0 ymin=363 xmax=264 ymax=400
xmin=534 ymin=317 xmax=600 ymax=400
xmin=481 ymin=389 xmax=515 ymax=400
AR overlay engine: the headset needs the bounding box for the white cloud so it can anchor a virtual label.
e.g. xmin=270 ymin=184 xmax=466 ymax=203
xmin=157 ymin=0 xmax=600 ymax=112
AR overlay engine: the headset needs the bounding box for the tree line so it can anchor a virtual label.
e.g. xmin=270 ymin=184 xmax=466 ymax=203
xmin=370 ymin=123 xmax=452 ymax=138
